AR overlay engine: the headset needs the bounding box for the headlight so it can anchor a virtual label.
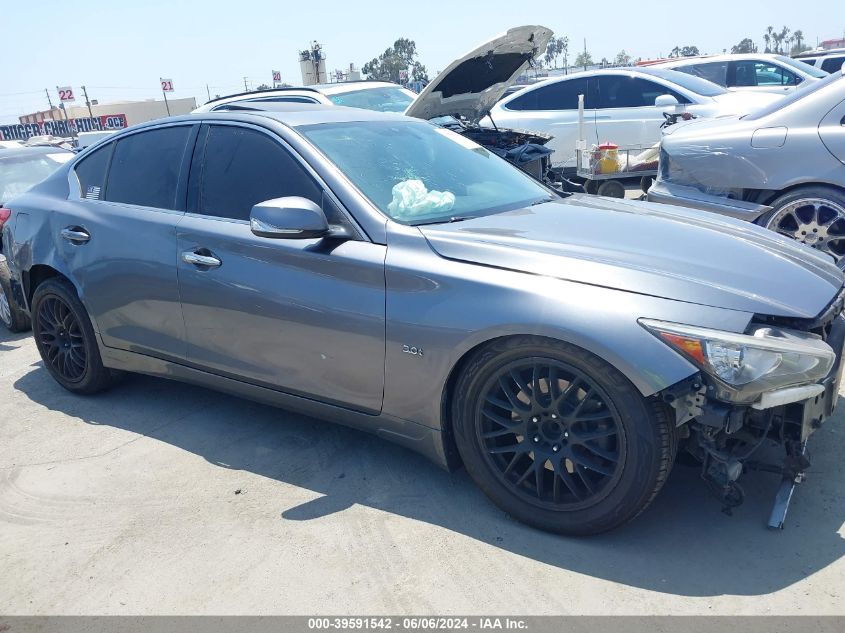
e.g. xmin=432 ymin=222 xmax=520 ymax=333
xmin=640 ymin=319 xmax=835 ymax=402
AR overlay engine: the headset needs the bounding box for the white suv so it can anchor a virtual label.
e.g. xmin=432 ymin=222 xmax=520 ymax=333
xmin=193 ymin=81 xmax=417 ymax=113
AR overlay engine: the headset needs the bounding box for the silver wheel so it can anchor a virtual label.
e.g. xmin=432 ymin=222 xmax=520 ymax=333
xmin=0 ymin=287 xmax=11 ymax=328
xmin=766 ymin=197 xmax=845 ymax=260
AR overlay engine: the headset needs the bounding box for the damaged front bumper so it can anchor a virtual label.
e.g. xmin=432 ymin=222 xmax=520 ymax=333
xmin=647 ymin=179 xmax=772 ymax=223
xmin=663 ymin=314 xmax=845 ymax=528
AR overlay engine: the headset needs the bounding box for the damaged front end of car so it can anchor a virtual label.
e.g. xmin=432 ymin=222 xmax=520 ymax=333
xmin=643 ymin=293 xmax=845 ymax=528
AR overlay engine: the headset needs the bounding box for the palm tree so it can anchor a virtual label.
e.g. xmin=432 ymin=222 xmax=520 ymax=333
xmin=793 ymin=29 xmax=805 ymax=53
xmin=764 ymin=26 xmax=774 ymax=53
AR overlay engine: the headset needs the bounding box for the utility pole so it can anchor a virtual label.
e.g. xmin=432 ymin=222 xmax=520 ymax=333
xmin=243 ymin=76 xmax=249 ymax=91
xmin=206 ymin=84 xmax=211 ymax=101
xmin=81 ymin=85 xmax=95 ymax=123
xmin=44 ymin=88 xmax=56 ymax=121
xmin=583 ymin=38 xmax=588 ymax=70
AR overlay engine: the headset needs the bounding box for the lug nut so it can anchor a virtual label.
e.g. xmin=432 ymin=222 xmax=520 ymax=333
xmin=532 ymin=417 xmax=539 ymax=423
xmin=564 ymin=431 xmax=569 ymax=438
xmin=552 ymin=445 xmax=560 ymax=452
xmin=550 ymin=413 xmax=557 ymax=419
xmin=533 ymin=435 xmax=540 ymax=443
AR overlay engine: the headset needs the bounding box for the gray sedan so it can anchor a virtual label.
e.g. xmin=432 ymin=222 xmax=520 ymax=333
xmin=649 ymin=70 xmax=845 ymax=260
xmin=3 ymin=107 xmax=844 ymax=534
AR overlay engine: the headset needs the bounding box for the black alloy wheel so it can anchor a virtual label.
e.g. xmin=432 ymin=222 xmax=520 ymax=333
xmin=477 ymin=358 xmax=625 ymax=511
xmin=36 ymin=296 xmax=87 ymax=383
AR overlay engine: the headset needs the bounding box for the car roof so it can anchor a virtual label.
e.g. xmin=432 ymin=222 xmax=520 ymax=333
xmin=659 ymin=53 xmax=789 ymax=65
xmin=201 ymin=81 xmax=404 ymax=106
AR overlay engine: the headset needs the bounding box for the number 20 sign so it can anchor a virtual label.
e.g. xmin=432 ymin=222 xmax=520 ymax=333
xmin=57 ymin=86 xmax=75 ymax=102
xmin=160 ymin=79 xmax=174 ymax=92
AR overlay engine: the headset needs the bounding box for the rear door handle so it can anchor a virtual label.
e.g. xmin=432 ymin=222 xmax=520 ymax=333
xmin=61 ymin=226 xmax=91 ymax=244
xmin=182 ymin=249 xmax=221 ymax=268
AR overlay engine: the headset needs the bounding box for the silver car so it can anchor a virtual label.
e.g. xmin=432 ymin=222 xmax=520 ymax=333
xmin=3 ymin=107 xmax=844 ymax=535
xmin=649 ymin=70 xmax=845 ymax=261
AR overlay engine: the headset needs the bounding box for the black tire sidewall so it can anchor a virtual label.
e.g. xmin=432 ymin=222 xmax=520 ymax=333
xmin=0 ymin=259 xmax=30 ymax=332
xmin=31 ymin=279 xmax=107 ymax=393
xmin=452 ymin=338 xmax=672 ymax=535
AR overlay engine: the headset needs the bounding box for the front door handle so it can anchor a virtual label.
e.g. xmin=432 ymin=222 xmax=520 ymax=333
xmin=182 ymin=249 xmax=221 ymax=268
xmin=61 ymin=226 xmax=91 ymax=244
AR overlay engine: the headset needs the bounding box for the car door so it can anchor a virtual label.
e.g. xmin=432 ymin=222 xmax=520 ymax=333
xmin=593 ymin=75 xmax=687 ymax=149
xmin=176 ymin=122 xmax=386 ymax=413
xmin=498 ymin=76 xmax=596 ymax=169
xmin=818 ymin=96 xmax=845 ymax=165
xmin=61 ymin=123 xmax=195 ymax=360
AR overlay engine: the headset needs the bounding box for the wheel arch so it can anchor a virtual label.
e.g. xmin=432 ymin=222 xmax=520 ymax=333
xmin=758 ymin=181 xmax=845 ymax=208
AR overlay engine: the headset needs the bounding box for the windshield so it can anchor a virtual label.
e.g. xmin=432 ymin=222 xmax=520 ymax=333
xmin=744 ymin=72 xmax=845 ymax=120
xmin=0 ymin=152 xmax=71 ymax=202
xmin=299 ymin=120 xmax=552 ymax=225
xmin=775 ymin=55 xmax=828 ymax=78
xmin=638 ymin=67 xmax=727 ymax=96
xmin=327 ymin=87 xmax=415 ymax=113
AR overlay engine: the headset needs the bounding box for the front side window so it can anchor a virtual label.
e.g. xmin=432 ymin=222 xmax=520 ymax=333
xmin=299 ymin=120 xmax=551 ymax=225
xmin=105 ymin=126 xmax=191 ymax=209
xmin=596 ymin=76 xmax=687 ymax=108
xmin=505 ymin=77 xmax=591 ymax=111
xmin=734 ymin=61 xmax=798 ymax=87
xmin=196 ymin=125 xmax=322 ymax=221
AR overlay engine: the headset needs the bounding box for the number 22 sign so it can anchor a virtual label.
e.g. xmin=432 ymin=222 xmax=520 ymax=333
xmin=57 ymin=86 xmax=75 ymax=102
xmin=160 ymin=79 xmax=174 ymax=92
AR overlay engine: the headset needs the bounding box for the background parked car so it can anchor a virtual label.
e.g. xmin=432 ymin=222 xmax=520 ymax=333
xmin=648 ymin=70 xmax=845 ymax=260
xmin=654 ymin=53 xmax=826 ymax=94
xmin=0 ymin=146 xmax=74 ymax=331
xmin=794 ymin=48 xmax=845 ymax=74
xmin=486 ymin=67 xmax=781 ymax=169
xmin=193 ymin=81 xmax=418 ymax=113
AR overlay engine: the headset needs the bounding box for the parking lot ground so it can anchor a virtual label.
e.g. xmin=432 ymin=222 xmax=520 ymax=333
xmin=1 ymin=326 xmax=843 ymax=615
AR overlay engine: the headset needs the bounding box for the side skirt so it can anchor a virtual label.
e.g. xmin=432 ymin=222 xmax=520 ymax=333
xmin=100 ymin=346 xmax=451 ymax=470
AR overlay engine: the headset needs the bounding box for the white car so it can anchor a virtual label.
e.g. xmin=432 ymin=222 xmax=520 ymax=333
xmin=192 ymin=81 xmax=417 ymax=113
xmin=654 ymin=54 xmax=826 ymax=94
xmin=486 ymin=67 xmax=782 ymax=169
xmin=794 ymin=49 xmax=845 ymax=74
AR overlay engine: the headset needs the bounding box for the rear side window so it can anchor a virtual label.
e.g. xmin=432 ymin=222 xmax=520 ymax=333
xmin=75 ymin=143 xmax=112 ymax=200
xmin=505 ymin=77 xmax=591 ymax=110
xmin=821 ymin=56 xmax=845 ymax=73
xmin=733 ymin=61 xmax=798 ymax=87
xmin=679 ymin=62 xmax=728 ymax=86
xmin=105 ymin=126 xmax=191 ymax=209
xmin=196 ymin=125 xmax=321 ymax=221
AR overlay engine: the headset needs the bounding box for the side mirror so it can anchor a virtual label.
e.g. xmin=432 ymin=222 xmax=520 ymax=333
xmin=655 ymin=94 xmax=680 ymax=108
xmin=249 ymin=197 xmax=329 ymax=240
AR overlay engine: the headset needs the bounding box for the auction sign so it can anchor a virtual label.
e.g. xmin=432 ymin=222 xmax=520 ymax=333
xmin=0 ymin=114 xmax=128 ymax=141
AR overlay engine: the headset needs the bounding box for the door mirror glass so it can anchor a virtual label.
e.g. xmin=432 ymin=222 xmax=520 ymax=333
xmin=249 ymin=197 xmax=329 ymax=239
xmin=655 ymin=94 xmax=679 ymax=108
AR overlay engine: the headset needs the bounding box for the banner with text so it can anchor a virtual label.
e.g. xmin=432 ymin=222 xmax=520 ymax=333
xmin=0 ymin=114 xmax=128 ymax=141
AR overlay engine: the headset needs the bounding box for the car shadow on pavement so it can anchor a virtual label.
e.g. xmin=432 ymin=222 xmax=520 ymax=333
xmin=0 ymin=327 xmax=30 ymax=351
xmin=13 ymin=364 xmax=845 ymax=598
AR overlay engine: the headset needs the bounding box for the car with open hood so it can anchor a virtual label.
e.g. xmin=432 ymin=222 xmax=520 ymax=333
xmin=648 ymin=70 xmax=845 ymax=262
xmin=3 ymin=106 xmax=843 ymax=535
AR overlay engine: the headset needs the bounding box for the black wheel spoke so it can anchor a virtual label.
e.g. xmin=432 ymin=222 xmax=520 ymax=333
xmin=36 ymin=296 xmax=87 ymax=383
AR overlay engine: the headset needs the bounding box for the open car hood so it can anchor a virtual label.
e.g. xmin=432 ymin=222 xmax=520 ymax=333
xmin=404 ymin=25 xmax=552 ymax=124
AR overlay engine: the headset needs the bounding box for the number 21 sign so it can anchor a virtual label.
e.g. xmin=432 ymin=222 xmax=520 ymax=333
xmin=57 ymin=86 xmax=75 ymax=102
xmin=160 ymin=79 xmax=174 ymax=92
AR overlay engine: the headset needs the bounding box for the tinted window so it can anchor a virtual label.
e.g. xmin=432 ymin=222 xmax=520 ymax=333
xmin=679 ymin=62 xmax=728 ymax=86
xmin=75 ymin=144 xmax=112 ymax=200
xmin=105 ymin=127 xmax=190 ymax=209
xmin=197 ymin=125 xmax=321 ymax=221
xmin=734 ymin=61 xmax=798 ymax=87
xmin=327 ymin=87 xmax=414 ymax=112
xmin=211 ymin=96 xmax=319 ymax=111
xmin=821 ymin=56 xmax=845 ymax=73
xmin=637 ymin=67 xmax=726 ymax=96
xmin=596 ymin=76 xmax=687 ymax=108
xmin=505 ymin=77 xmax=591 ymax=110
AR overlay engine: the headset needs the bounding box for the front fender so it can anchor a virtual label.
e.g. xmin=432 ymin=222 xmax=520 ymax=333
xmin=382 ymin=226 xmax=753 ymax=430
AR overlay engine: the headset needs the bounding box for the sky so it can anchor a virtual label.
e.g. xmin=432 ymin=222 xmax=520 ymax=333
xmin=1 ymin=0 xmax=843 ymax=123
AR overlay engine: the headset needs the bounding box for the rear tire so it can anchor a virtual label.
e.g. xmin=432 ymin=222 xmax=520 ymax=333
xmin=763 ymin=186 xmax=845 ymax=261
xmin=0 ymin=258 xmax=30 ymax=333
xmin=452 ymin=337 xmax=677 ymax=535
xmin=31 ymin=277 xmax=118 ymax=394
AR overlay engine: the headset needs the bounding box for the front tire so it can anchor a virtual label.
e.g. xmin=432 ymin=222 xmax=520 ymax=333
xmin=31 ymin=278 xmax=117 ymax=394
xmin=764 ymin=186 xmax=845 ymax=261
xmin=452 ymin=337 xmax=677 ymax=535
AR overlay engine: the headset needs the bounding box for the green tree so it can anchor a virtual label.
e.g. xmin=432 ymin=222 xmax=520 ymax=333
xmin=614 ymin=49 xmax=631 ymax=65
xmin=763 ymin=26 xmax=774 ymax=53
xmin=362 ymin=38 xmax=429 ymax=85
xmin=791 ymin=29 xmax=810 ymax=53
xmin=575 ymin=50 xmax=593 ymax=69
xmin=254 ymin=83 xmax=271 ymax=91
xmin=543 ymin=36 xmax=569 ymax=69
xmin=669 ymin=45 xmax=700 ymax=58
xmin=731 ymin=38 xmax=758 ymax=54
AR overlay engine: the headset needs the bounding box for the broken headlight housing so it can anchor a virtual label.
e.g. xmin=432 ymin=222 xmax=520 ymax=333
xmin=640 ymin=319 xmax=836 ymax=403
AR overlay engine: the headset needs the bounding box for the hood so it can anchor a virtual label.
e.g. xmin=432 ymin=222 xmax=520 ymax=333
xmin=419 ymin=195 xmax=843 ymax=319
xmin=405 ymin=25 xmax=553 ymax=124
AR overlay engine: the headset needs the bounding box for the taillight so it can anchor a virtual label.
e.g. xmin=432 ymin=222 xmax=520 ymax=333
xmin=0 ymin=207 xmax=10 ymax=228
